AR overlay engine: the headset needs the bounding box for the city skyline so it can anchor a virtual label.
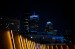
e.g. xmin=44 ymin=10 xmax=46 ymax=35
xmin=0 ymin=1 xmax=74 ymax=49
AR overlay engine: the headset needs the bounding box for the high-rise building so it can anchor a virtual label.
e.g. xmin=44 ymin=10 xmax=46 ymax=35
xmin=45 ymin=21 xmax=57 ymax=35
xmin=20 ymin=11 xmax=30 ymax=34
xmin=24 ymin=19 xmax=29 ymax=32
xmin=29 ymin=13 xmax=39 ymax=34
xmin=45 ymin=21 xmax=53 ymax=32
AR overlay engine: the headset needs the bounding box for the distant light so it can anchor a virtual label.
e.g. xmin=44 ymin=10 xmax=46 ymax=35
xmin=6 ymin=26 xmax=8 ymax=28
xmin=53 ymin=30 xmax=57 ymax=32
xmin=10 ymin=30 xmax=16 ymax=49
xmin=52 ymin=37 xmax=55 ymax=39
xmin=10 ymin=23 xmax=14 ymax=25
xmin=47 ymin=21 xmax=52 ymax=24
xmin=43 ymin=37 xmax=45 ymax=39
xmin=18 ymin=30 xmax=19 ymax=31
xmin=30 ymin=15 xmax=39 ymax=18
xmin=31 ymin=36 xmax=33 ymax=38
xmin=69 ymin=41 xmax=72 ymax=43
xmin=0 ymin=17 xmax=2 ymax=19
xmin=24 ymin=22 xmax=28 ymax=23
xmin=25 ymin=19 xmax=29 ymax=20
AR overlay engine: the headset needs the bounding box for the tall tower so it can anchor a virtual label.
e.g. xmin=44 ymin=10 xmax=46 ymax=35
xmin=29 ymin=13 xmax=39 ymax=33
xmin=20 ymin=11 xmax=30 ymax=34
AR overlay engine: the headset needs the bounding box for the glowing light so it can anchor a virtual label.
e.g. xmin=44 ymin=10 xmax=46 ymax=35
xmin=52 ymin=37 xmax=56 ymax=39
xmin=18 ymin=30 xmax=19 ymax=31
xmin=30 ymin=15 xmax=39 ymax=18
xmin=51 ymin=45 xmax=54 ymax=49
xmin=5 ymin=30 xmax=13 ymax=49
xmin=47 ymin=21 xmax=52 ymax=24
xmin=27 ymin=40 xmax=32 ymax=49
xmin=10 ymin=30 xmax=16 ymax=49
xmin=30 ymin=12 xmax=39 ymax=19
xmin=66 ymin=45 xmax=69 ymax=49
xmin=20 ymin=35 xmax=24 ymax=49
xmin=31 ymin=42 xmax=36 ymax=49
xmin=60 ymin=45 xmax=63 ymax=49
xmin=56 ymin=45 xmax=58 ymax=49
xmin=47 ymin=45 xmax=49 ymax=49
xmin=10 ymin=23 xmax=14 ymax=25
xmin=24 ymin=22 xmax=28 ymax=23
xmin=23 ymin=38 xmax=27 ymax=49
xmin=25 ymin=19 xmax=29 ymax=20
xmin=31 ymin=36 xmax=33 ymax=38
xmin=17 ymin=35 xmax=22 ymax=49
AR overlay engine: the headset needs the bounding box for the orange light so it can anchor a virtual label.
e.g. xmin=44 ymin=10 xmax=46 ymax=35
xmin=10 ymin=30 xmax=16 ymax=49
xmin=66 ymin=45 xmax=69 ymax=49
xmin=51 ymin=45 xmax=53 ymax=49
xmin=47 ymin=45 xmax=49 ymax=49
xmin=56 ymin=45 xmax=58 ymax=49
xmin=22 ymin=38 xmax=27 ymax=49
xmin=60 ymin=45 xmax=63 ymax=49
xmin=18 ymin=35 xmax=22 ymax=49
xmin=4 ymin=30 xmax=13 ymax=49
xmin=20 ymin=35 xmax=24 ymax=49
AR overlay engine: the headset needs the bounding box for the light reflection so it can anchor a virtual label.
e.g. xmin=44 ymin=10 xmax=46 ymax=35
xmin=10 ymin=30 xmax=16 ymax=49
xmin=51 ymin=45 xmax=54 ymax=49
xmin=60 ymin=45 xmax=63 ymax=49
xmin=56 ymin=45 xmax=58 ymax=49
xmin=20 ymin=35 xmax=24 ymax=49
xmin=66 ymin=45 xmax=69 ymax=49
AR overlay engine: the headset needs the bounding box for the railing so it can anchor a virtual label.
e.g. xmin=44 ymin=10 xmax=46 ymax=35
xmin=0 ymin=30 xmax=75 ymax=49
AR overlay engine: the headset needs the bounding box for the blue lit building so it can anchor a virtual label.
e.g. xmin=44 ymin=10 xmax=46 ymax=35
xmin=24 ymin=12 xmax=67 ymax=44
xmin=29 ymin=13 xmax=39 ymax=33
xmin=45 ymin=21 xmax=57 ymax=35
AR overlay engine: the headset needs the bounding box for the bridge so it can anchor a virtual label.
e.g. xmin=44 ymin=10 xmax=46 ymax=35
xmin=0 ymin=29 xmax=75 ymax=49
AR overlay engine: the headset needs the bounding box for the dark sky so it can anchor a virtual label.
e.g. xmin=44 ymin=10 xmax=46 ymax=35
xmin=0 ymin=0 xmax=72 ymax=32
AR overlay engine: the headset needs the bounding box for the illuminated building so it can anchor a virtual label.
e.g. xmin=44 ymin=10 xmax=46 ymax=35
xmin=29 ymin=13 xmax=39 ymax=33
xmin=20 ymin=12 xmax=30 ymax=34
xmin=22 ymin=18 xmax=29 ymax=33
xmin=45 ymin=21 xmax=57 ymax=35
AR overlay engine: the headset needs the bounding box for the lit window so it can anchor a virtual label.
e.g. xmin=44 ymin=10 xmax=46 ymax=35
xmin=31 ymin=36 xmax=33 ymax=38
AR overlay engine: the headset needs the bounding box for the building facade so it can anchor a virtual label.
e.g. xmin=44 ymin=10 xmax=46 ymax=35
xmin=29 ymin=14 xmax=39 ymax=34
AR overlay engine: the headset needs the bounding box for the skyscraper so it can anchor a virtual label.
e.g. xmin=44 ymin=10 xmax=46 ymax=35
xmin=45 ymin=21 xmax=56 ymax=35
xmin=29 ymin=13 xmax=39 ymax=34
xmin=20 ymin=11 xmax=30 ymax=34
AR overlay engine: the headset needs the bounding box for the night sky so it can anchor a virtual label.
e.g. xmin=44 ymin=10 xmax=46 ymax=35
xmin=0 ymin=0 xmax=72 ymax=32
